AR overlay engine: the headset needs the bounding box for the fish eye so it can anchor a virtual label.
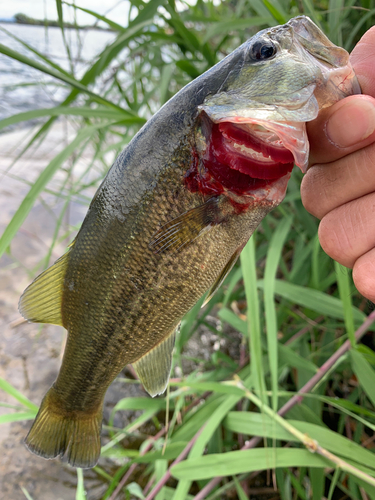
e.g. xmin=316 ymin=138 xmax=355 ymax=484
xmin=248 ymin=40 xmax=277 ymax=61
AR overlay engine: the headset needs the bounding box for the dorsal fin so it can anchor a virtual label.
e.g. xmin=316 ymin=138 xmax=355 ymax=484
xmin=19 ymin=250 xmax=71 ymax=326
xmin=132 ymin=325 xmax=178 ymax=397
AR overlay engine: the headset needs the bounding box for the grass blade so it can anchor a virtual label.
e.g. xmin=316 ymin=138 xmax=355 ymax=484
xmin=0 ymin=25 xmax=72 ymax=77
xmin=264 ymin=215 xmax=293 ymax=410
xmin=233 ymin=476 xmax=248 ymax=500
xmin=0 ymin=44 xmax=125 ymax=111
xmin=203 ymin=17 xmax=272 ymax=43
xmin=20 ymin=487 xmax=34 ymax=500
xmin=224 ymin=412 xmax=375 ymax=470
xmin=0 ymin=106 xmax=144 ymax=132
xmin=241 ymin=235 xmax=267 ymax=401
xmin=0 ymin=377 xmax=38 ymax=412
xmin=0 ymin=412 xmax=37 ymax=424
xmin=258 ymin=279 xmax=366 ymax=323
xmin=350 ymin=349 xmax=375 ymax=407
xmin=335 ymin=261 xmax=355 ymax=345
xmin=76 ymin=468 xmax=87 ymax=500
xmin=171 ymin=448 xmax=330 ymax=480
xmin=63 ymin=1 xmax=125 ymax=31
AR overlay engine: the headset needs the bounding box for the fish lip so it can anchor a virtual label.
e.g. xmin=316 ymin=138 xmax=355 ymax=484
xmin=199 ymin=83 xmax=319 ymax=125
xmin=229 ymin=172 xmax=292 ymax=207
xmin=287 ymin=16 xmax=361 ymax=103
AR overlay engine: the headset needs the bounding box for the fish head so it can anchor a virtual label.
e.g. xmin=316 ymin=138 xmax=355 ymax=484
xmin=194 ymin=16 xmax=360 ymax=206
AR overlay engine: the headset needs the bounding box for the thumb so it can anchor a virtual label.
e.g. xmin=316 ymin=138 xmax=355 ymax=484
xmin=307 ymin=95 xmax=375 ymax=165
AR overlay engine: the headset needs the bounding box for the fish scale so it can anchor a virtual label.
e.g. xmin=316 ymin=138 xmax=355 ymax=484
xmin=19 ymin=16 xmax=360 ymax=468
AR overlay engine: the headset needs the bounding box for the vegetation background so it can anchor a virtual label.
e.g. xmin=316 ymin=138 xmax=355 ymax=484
xmin=1 ymin=0 xmax=375 ymax=499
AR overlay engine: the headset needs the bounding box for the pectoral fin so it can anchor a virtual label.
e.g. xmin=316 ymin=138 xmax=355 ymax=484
xmin=18 ymin=250 xmax=72 ymax=326
xmin=149 ymin=197 xmax=223 ymax=254
xmin=132 ymin=325 xmax=179 ymax=397
xmin=202 ymin=246 xmax=243 ymax=307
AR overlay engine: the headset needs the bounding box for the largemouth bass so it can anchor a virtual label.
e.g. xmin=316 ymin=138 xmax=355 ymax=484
xmin=19 ymin=16 xmax=359 ymax=468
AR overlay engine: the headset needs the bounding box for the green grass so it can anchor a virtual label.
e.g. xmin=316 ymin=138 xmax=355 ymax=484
xmin=1 ymin=1 xmax=375 ymax=499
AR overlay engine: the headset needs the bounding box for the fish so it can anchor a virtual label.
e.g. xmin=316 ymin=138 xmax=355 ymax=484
xmin=19 ymin=16 xmax=360 ymax=468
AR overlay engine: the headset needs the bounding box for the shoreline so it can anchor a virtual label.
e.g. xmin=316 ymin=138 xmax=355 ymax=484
xmin=0 ymin=18 xmax=114 ymax=32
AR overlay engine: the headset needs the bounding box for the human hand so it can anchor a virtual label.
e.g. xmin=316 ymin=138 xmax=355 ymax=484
xmin=301 ymin=27 xmax=375 ymax=302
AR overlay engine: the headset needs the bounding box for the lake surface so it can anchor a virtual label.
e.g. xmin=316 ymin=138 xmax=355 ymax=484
xmin=0 ymin=22 xmax=116 ymax=123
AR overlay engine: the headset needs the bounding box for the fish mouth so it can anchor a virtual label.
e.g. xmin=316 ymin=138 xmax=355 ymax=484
xmin=187 ymin=113 xmax=308 ymax=201
xmin=213 ymin=122 xmax=294 ymax=179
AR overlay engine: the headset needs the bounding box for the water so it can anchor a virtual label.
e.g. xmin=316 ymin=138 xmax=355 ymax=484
xmin=0 ymin=22 xmax=116 ymax=123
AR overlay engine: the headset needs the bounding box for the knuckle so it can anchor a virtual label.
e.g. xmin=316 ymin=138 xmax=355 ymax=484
xmin=361 ymin=144 xmax=375 ymax=176
xmin=301 ymin=164 xmax=342 ymax=219
xmin=318 ymin=216 xmax=338 ymax=259
xmin=353 ymin=256 xmax=375 ymax=301
xmin=301 ymin=168 xmax=325 ymax=218
xmin=318 ymin=214 xmax=354 ymax=267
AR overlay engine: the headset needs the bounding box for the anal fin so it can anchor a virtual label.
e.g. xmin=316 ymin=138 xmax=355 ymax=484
xmin=132 ymin=325 xmax=179 ymax=397
xmin=202 ymin=246 xmax=243 ymax=307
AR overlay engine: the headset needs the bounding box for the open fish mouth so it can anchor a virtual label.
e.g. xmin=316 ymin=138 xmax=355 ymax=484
xmin=213 ymin=122 xmax=295 ymax=179
xmin=188 ymin=113 xmax=309 ymax=199
xmin=213 ymin=110 xmax=314 ymax=173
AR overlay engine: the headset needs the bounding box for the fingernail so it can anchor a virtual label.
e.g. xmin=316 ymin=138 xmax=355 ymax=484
xmin=326 ymin=98 xmax=375 ymax=148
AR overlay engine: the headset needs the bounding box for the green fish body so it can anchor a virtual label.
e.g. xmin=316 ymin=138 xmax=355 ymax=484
xmin=19 ymin=16 xmax=359 ymax=468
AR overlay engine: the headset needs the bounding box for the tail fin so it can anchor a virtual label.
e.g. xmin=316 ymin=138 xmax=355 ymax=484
xmin=25 ymin=387 xmax=102 ymax=468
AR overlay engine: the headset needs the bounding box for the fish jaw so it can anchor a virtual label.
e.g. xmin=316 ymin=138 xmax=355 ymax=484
xmin=289 ymin=16 xmax=361 ymax=106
